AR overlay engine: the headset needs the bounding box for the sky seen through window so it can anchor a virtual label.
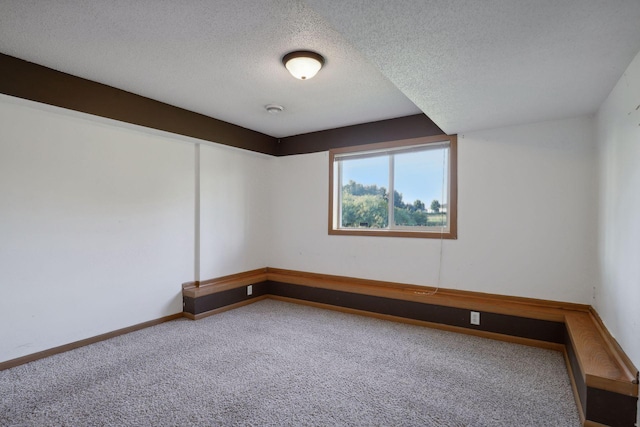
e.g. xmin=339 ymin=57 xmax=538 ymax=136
xmin=341 ymin=148 xmax=448 ymax=208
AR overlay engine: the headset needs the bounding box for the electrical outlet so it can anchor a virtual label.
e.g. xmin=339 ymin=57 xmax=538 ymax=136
xmin=470 ymin=311 xmax=480 ymax=325
xmin=247 ymin=285 xmax=253 ymax=296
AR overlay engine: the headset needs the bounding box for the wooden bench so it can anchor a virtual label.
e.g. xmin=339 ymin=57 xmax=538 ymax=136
xmin=183 ymin=268 xmax=639 ymax=427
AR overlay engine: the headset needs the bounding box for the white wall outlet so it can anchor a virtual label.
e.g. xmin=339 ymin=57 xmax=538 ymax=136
xmin=470 ymin=311 xmax=480 ymax=325
xmin=247 ymin=285 xmax=253 ymax=296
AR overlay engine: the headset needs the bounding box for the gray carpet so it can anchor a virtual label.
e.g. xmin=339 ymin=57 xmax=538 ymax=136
xmin=1 ymin=299 xmax=581 ymax=426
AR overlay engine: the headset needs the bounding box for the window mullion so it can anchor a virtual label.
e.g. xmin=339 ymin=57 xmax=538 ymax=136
xmin=337 ymin=160 xmax=343 ymax=228
xmin=388 ymin=155 xmax=394 ymax=229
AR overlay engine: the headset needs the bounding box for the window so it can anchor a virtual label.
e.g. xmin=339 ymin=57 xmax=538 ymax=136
xmin=329 ymin=135 xmax=457 ymax=239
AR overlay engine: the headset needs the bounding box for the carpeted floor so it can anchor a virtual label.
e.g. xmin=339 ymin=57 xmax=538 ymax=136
xmin=1 ymin=299 xmax=581 ymax=426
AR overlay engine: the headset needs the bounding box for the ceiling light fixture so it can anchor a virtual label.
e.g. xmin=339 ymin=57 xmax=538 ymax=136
xmin=265 ymin=104 xmax=284 ymax=114
xmin=282 ymin=50 xmax=325 ymax=80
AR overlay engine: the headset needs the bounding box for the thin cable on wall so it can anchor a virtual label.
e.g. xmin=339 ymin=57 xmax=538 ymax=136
xmin=415 ymin=146 xmax=447 ymax=297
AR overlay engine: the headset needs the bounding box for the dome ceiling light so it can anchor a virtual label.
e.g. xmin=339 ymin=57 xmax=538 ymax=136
xmin=265 ymin=104 xmax=284 ymax=114
xmin=282 ymin=50 xmax=325 ymax=80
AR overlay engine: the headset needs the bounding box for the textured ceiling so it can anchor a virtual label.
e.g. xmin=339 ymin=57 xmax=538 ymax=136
xmin=306 ymin=0 xmax=640 ymax=134
xmin=1 ymin=1 xmax=640 ymax=138
xmin=0 ymin=0 xmax=420 ymax=138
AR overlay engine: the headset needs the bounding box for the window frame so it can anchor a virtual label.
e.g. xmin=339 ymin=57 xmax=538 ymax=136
xmin=328 ymin=134 xmax=457 ymax=239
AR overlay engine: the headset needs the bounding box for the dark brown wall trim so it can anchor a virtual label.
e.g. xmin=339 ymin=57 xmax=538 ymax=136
xmin=183 ymin=282 xmax=269 ymax=315
xmin=1 ymin=54 xmax=446 ymax=157
xmin=276 ymin=114 xmax=445 ymax=156
xmin=266 ymin=281 xmax=565 ymax=343
xmin=565 ymin=327 xmax=587 ymax=414
xmin=0 ymin=53 xmax=277 ymax=155
xmin=586 ymin=387 xmax=638 ymax=427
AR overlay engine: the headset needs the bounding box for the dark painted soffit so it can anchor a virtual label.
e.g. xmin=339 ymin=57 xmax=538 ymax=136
xmin=0 ymin=53 xmax=277 ymax=155
xmin=276 ymin=114 xmax=444 ymax=156
xmin=0 ymin=53 xmax=446 ymax=156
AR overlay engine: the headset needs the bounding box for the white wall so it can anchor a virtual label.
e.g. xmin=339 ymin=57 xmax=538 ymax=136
xmin=0 ymin=96 xmax=193 ymax=362
xmin=199 ymin=143 xmax=270 ymax=279
xmin=268 ymin=116 xmax=597 ymax=303
xmin=0 ymin=96 xmax=268 ymax=363
xmin=595 ymin=49 xmax=640 ymax=423
xmin=0 ymin=79 xmax=616 ymax=366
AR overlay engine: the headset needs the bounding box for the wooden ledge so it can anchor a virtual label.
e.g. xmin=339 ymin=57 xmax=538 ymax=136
xmin=183 ymin=267 xmax=638 ymax=404
xmin=265 ymin=268 xmax=639 ymax=398
xmin=265 ymin=268 xmax=590 ymax=322
xmin=182 ymin=268 xmax=267 ymax=298
xmin=565 ymin=311 xmax=638 ymax=396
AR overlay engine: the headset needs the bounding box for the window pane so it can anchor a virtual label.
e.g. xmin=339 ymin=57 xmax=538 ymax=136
xmin=340 ymin=156 xmax=389 ymax=228
xmin=393 ymin=147 xmax=448 ymax=228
